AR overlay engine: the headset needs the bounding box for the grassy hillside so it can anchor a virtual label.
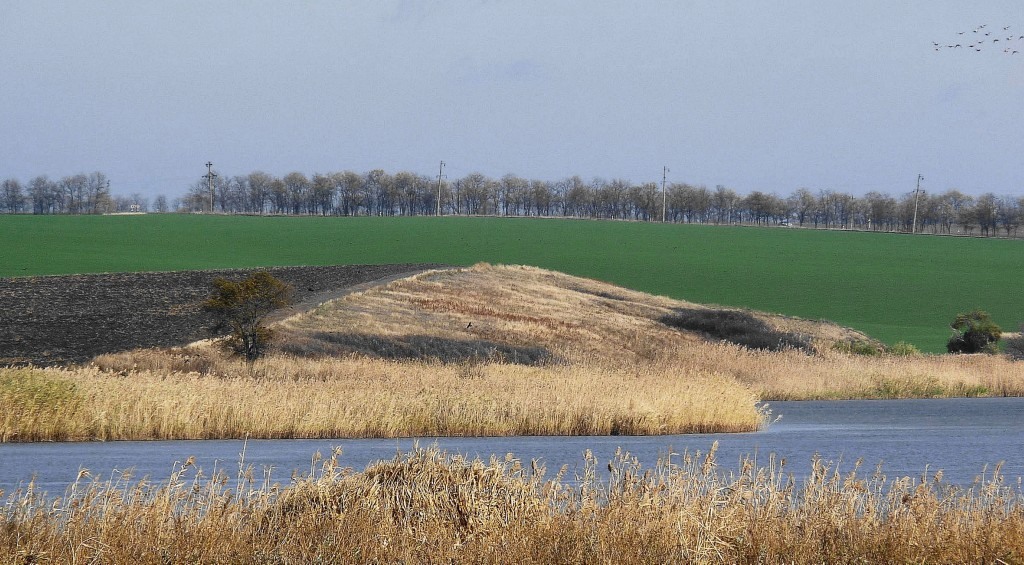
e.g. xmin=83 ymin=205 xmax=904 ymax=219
xmin=9 ymin=264 xmax=1021 ymax=444
xmin=2 ymin=214 xmax=1021 ymax=351
xmin=13 ymin=264 xmax=1021 ymax=443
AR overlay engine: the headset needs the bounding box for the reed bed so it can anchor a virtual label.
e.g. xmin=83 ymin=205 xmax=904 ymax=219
xmin=0 ymin=355 xmax=762 ymax=442
xmin=3 ymin=444 xmax=1023 ymax=563
xmin=657 ymin=339 xmax=1024 ymax=400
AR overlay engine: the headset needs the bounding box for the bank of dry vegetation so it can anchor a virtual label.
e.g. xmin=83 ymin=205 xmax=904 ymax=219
xmin=3 ymin=263 xmax=1024 ymax=444
xmin=4 ymin=444 xmax=1023 ymax=563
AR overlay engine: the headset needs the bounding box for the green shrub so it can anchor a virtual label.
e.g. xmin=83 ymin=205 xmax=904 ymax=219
xmin=946 ymin=310 xmax=1001 ymax=354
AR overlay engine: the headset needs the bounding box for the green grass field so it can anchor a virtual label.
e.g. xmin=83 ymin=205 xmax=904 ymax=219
xmin=2 ymin=214 xmax=1021 ymax=352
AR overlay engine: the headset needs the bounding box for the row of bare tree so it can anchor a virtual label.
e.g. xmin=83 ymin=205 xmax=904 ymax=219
xmin=0 ymin=173 xmax=159 ymax=215
xmin=177 ymin=169 xmax=1024 ymax=236
xmin=3 ymin=169 xmax=1022 ymax=236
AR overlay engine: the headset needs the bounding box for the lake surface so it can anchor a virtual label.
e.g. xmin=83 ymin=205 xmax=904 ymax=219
xmin=3 ymin=398 xmax=1024 ymax=497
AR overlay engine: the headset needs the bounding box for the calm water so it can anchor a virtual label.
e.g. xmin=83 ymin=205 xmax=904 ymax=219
xmin=3 ymin=398 xmax=1024 ymax=497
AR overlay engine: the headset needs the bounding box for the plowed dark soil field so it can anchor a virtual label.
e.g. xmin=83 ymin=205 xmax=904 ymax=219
xmin=0 ymin=264 xmax=443 ymax=367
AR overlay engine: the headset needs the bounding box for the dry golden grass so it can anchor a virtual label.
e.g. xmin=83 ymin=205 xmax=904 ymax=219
xmin=735 ymin=347 xmax=1024 ymax=399
xmin=4 ymin=444 xmax=1023 ymax=563
xmin=0 ymin=355 xmax=760 ymax=441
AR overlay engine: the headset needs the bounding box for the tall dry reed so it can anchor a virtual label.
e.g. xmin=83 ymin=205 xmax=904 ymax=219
xmin=3 ymin=445 xmax=1022 ymax=563
xmin=0 ymin=369 xmax=83 ymax=441
xmin=0 ymin=353 xmax=763 ymax=442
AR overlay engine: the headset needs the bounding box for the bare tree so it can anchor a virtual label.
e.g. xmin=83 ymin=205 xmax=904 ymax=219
xmin=333 ymin=171 xmax=363 ymax=215
xmin=269 ymin=177 xmax=288 ymax=214
xmin=283 ymin=172 xmax=311 ymax=215
xmin=246 ymin=171 xmax=273 ymax=214
xmin=203 ymin=271 xmax=293 ymax=363
xmin=1 ymin=178 xmax=25 ymax=213
xmin=85 ymin=172 xmax=111 ymax=213
xmin=712 ymin=185 xmax=738 ymax=225
xmin=310 ymin=173 xmax=336 ymax=215
xmin=530 ymin=179 xmax=552 ymax=216
xmin=996 ymin=195 xmax=1020 ymax=237
xmin=975 ymin=193 xmax=999 ymax=236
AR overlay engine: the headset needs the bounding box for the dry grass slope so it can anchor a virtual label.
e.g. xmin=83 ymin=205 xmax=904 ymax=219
xmin=275 ymin=263 xmax=1024 ymax=400
xmin=275 ymin=263 xmax=870 ymax=364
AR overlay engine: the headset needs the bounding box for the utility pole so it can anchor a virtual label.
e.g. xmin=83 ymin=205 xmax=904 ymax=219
xmin=661 ymin=166 xmax=670 ymax=223
xmin=911 ymin=173 xmax=923 ymax=234
xmin=436 ymin=161 xmax=445 ymax=216
xmin=204 ymin=162 xmax=217 ymax=213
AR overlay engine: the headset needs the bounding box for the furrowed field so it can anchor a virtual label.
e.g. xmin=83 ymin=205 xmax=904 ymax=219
xmin=2 ymin=214 xmax=1021 ymax=352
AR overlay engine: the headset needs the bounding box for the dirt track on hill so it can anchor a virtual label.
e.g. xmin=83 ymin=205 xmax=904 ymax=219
xmin=0 ymin=264 xmax=444 ymax=367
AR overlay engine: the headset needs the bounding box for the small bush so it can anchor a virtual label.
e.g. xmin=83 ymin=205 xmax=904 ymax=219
xmin=888 ymin=341 xmax=921 ymax=356
xmin=660 ymin=308 xmax=813 ymax=353
xmin=833 ymin=339 xmax=882 ymax=356
xmin=946 ymin=309 xmax=1001 ymax=354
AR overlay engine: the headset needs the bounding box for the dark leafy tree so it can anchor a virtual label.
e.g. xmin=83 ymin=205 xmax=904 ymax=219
xmin=203 ymin=271 xmax=293 ymax=363
xmin=946 ymin=309 xmax=1001 ymax=354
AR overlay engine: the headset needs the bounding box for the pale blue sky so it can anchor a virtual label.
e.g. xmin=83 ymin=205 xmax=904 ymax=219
xmin=1 ymin=1 xmax=1021 ymax=198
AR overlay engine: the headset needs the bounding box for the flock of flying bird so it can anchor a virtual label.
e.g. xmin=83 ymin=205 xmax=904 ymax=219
xmin=933 ymin=24 xmax=1021 ymax=55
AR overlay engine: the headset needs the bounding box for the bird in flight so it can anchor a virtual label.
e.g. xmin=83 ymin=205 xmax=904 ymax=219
xmin=933 ymin=24 xmax=1022 ymax=55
